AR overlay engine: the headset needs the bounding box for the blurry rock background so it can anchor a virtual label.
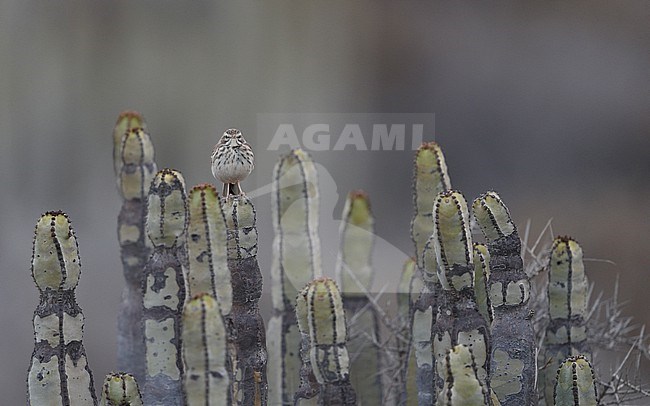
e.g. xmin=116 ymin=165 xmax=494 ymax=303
xmin=0 ymin=1 xmax=648 ymax=403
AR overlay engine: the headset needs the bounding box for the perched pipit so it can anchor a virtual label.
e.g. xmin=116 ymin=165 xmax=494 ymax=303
xmin=211 ymin=128 xmax=254 ymax=197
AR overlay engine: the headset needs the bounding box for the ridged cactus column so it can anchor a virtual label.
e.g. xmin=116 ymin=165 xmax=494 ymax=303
xmin=142 ymin=169 xmax=188 ymax=405
xmin=553 ymin=356 xmax=597 ymax=406
xmin=268 ymin=149 xmax=321 ymax=405
xmin=430 ymin=191 xmax=490 ymax=397
xmin=437 ymin=345 xmax=493 ymax=406
xmin=399 ymin=258 xmax=421 ymax=406
xmin=223 ymin=194 xmax=268 ymax=405
xmin=410 ymin=142 xmax=451 ymax=406
xmin=100 ymin=373 xmax=143 ymax=406
xmin=295 ymin=285 xmax=321 ymax=404
xmin=543 ymin=237 xmax=591 ymax=404
xmin=113 ymin=112 xmax=157 ymax=380
xmin=335 ymin=190 xmax=382 ymax=404
xmin=472 ymin=191 xmax=534 ymax=406
xmin=27 ymin=211 xmax=97 ymax=405
xmin=306 ymin=278 xmax=357 ymax=405
xmin=182 ymin=293 xmax=230 ymax=406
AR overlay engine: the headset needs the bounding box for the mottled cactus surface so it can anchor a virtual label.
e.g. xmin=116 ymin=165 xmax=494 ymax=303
xmin=436 ymin=344 xmax=493 ymax=406
xmin=553 ymin=356 xmax=597 ymax=406
xmin=142 ymin=169 xmax=188 ymax=406
xmin=28 ymin=211 xmax=97 ymax=406
xmin=473 ymin=191 xmax=535 ymax=406
xmin=113 ymin=111 xmax=157 ymax=382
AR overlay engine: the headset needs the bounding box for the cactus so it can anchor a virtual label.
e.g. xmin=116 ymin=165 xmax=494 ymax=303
xmin=294 ymin=285 xmax=320 ymax=404
xmin=223 ymin=194 xmax=268 ymax=405
xmin=430 ymin=191 xmax=491 ymax=397
xmin=335 ymin=190 xmax=382 ymax=404
xmin=182 ymin=293 xmax=231 ymax=406
xmin=114 ymin=115 xmax=157 ymax=381
xmin=436 ymin=344 xmax=493 ymax=406
xmin=553 ymin=355 xmax=597 ymax=406
xmin=472 ymin=191 xmax=535 ymax=406
xmin=141 ymin=168 xmax=188 ymax=405
xmin=186 ymin=183 xmax=230 ymax=311
xmin=27 ymin=211 xmax=97 ymax=405
xmin=543 ymin=237 xmax=591 ymax=404
xmin=268 ymin=148 xmax=321 ymax=405
xmin=398 ymin=258 xmax=420 ymax=406
xmin=473 ymin=244 xmax=493 ymax=326
xmin=305 ymin=278 xmax=357 ymax=405
xmin=100 ymin=373 xmax=143 ymax=406
xmin=410 ymin=142 xmax=452 ymax=405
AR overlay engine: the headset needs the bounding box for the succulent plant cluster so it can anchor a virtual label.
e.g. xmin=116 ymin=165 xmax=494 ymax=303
xmin=26 ymin=112 xmax=647 ymax=405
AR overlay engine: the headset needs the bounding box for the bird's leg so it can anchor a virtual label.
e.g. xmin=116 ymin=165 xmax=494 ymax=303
xmin=231 ymin=182 xmax=243 ymax=196
xmin=222 ymin=183 xmax=230 ymax=198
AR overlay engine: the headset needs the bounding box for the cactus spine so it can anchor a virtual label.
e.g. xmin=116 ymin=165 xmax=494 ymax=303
xmin=27 ymin=211 xmax=97 ymax=405
xmin=142 ymin=169 xmax=188 ymax=405
xmin=100 ymin=373 xmax=143 ymax=406
xmin=430 ymin=191 xmax=490 ymax=397
xmin=306 ymin=278 xmax=357 ymax=405
xmin=336 ymin=190 xmax=382 ymax=404
xmin=182 ymin=293 xmax=230 ymax=406
xmin=472 ymin=191 xmax=535 ymax=406
xmin=223 ymin=195 xmax=268 ymax=405
xmin=410 ymin=142 xmax=451 ymax=405
xmin=543 ymin=237 xmax=591 ymax=404
xmin=113 ymin=112 xmax=157 ymax=381
xmin=553 ymin=356 xmax=597 ymax=406
xmin=268 ymin=149 xmax=321 ymax=405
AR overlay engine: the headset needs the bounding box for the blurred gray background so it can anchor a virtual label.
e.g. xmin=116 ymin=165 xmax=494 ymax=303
xmin=1 ymin=1 xmax=648 ymax=403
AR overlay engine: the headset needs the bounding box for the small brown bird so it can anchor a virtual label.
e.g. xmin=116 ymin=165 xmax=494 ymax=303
xmin=211 ymin=129 xmax=254 ymax=197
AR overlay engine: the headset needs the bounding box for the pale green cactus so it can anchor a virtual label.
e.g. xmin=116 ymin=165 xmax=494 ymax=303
xmin=436 ymin=344 xmax=494 ymax=406
xmin=472 ymin=191 xmax=535 ymax=406
xmin=100 ymin=373 xmax=143 ymax=406
xmin=186 ymin=184 xmax=230 ymax=314
xmin=473 ymin=243 xmax=493 ymax=325
xmin=113 ymin=114 xmax=157 ymax=381
xmin=27 ymin=211 xmax=97 ymax=406
xmin=306 ymin=278 xmax=357 ymax=405
xmin=294 ymin=285 xmax=320 ymax=404
xmin=182 ymin=293 xmax=230 ymax=406
xmin=411 ymin=142 xmax=451 ymax=270
xmin=410 ymin=142 xmax=452 ymax=406
xmin=553 ymin=355 xmax=597 ymax=406
xmin=335 ymin=190 xmax=382 ymax=404
xmin=543 ymin=237 xmax=591 ymax=405
xmin=222 ymin=194 xmax=268 ymax=405
xmin=268 ymin=148 xmax=321 ymax=405
xmin=399 ymin=258 xmax=420 ymax=406
xmin=142 ymin=169 xmax=188 ymax=405
xmin=430 ymin=191 xmax=490 ymax=398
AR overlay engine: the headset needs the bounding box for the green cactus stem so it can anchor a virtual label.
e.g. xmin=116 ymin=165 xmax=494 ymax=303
xmin=436 ymin=344 xmax=494 ymax=406
xmin=100 ymin=373 xmax=143 ymax=406
xmin=411 ymin=142 xmax=451 ymax=270
xmin=335 ymin=190 xmax=382 ymax=404
xmin=141 ymin=169 xmax=188 ymax=405
xmin=182 ymin=294 xmax=230 ymax=406
xmin=543 ymin=237 xmax=591 ymax=405
xmin=399 ymin=258 xmax=420 ymax=406
xmin=269 ymin=148 xmax=321 ymax=405
xmin=294 ymin=285 xmax=320 ymax=405
xmin=113 ymin=110 xmax=148 ymax=176
xmin=410 ymin=142 xmax=451 ymax=406
xmin=306 ymin=278 xmax=357 ymax=405
xmin=472 ymin=191 xmax=535 ymax=406
xmin=27 ymin=211 xmax=97 ymax=405
xmin=114 ymin=117 xmax=157 ymax=381
xmin=553 ymin=355 xmax=597 ymax=406
xmin=430 ymin=191 xmax=491 ymax=398
xmin=186 ymin=184 xmax=230 ymax=314
xmin=473 ymin=244 xmax=493 ymax=325
xmin=223 ymin=194 xmax=268 ymax=405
